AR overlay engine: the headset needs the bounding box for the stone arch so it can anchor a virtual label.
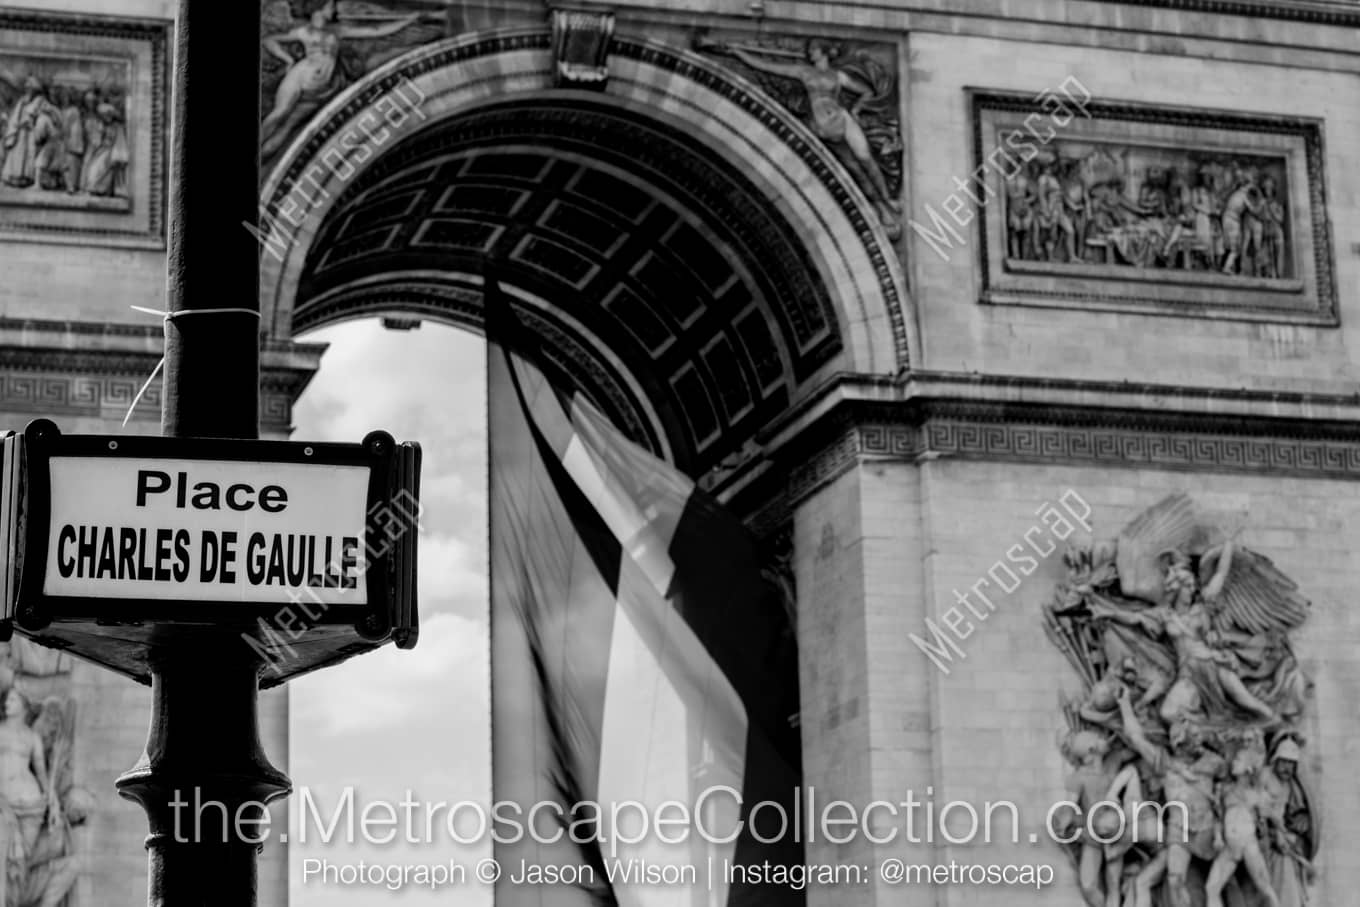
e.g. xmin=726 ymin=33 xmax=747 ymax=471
xmin=258 ymin=27 xmax=911 ymax=473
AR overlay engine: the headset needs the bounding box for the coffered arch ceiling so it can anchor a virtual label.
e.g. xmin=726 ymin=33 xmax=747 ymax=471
xmin=293 ymin=97 xmax=845 ymax=476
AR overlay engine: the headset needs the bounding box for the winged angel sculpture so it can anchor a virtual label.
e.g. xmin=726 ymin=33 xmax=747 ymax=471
xmin=1044 ymin=494 xmax=1316 ymax=907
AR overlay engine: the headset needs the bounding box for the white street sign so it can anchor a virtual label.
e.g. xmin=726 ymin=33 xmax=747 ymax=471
xmin=43 ymin=457 xmax=371 ymax=604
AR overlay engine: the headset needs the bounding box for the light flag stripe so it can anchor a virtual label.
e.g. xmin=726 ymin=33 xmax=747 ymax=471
xmin=603 ymin=553 xmax=749 ymax=792
xmin=566 ymin=397 xmax=690 ymax=594
xmin=511 ymin=346 xmax=749 ymax=904
xmin=561 ymin=435 xmax=674 ymax=598
xmin=488 ymin=268 xmax=806 ymax=907
xmin=598 ymin=595 xmax=734 ymax=907
xmin=509 ymin=345 xmax=690 ymax=599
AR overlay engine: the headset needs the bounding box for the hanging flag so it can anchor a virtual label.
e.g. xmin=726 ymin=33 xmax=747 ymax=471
xmin=487 ymin=263 xmax=805 ymax=907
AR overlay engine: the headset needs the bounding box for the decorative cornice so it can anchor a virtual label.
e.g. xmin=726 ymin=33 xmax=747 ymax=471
xmin=0 ymin=318 xmax=327 ymax=357
xmin=1095 ymin=0 xmax=1360 ymax=27
xmin=0 ymin=348 xmax=162 ymax=378
xmin=0 ymin=342 xmax=324 ymax=432
xmin=734 ymin=371 xmax=1360 ymax=532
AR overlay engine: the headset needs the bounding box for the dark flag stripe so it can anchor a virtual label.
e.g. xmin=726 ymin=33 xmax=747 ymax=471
xmin=486 ymin=261 xmax=805 ymax=907
xmin=489 ymin=342 xmax=618 ymax=907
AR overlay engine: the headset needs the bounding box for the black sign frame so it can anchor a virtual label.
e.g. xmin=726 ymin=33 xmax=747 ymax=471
xmin=15 ymin=419 xmax=401 ymax=637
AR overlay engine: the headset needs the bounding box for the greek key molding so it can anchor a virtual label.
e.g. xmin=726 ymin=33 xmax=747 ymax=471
xmin=1095 ymin=0 xmax=1360 ymax=27
xmin=0 ymin=373 xmax=160 ymax=422
xmin=740 ymin=399 xmax=1360 ymax=532
xmin=0 ymin=370 xmax=310 ymax=432
xmin=920 ymin=417 xmax=1360 ymax=475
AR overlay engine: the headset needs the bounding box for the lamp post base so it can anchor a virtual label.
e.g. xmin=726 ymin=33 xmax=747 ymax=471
xmin=116 ymin=645 xmax=290 ymax=906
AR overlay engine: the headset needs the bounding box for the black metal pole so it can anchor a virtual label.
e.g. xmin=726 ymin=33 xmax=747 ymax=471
xmin=115 ymin=1 xmax=289 ymax=903
xmin=115 ymin=654 xmax=290 ymax=906
xmin=159 ymin=0 xmax=263 ymax=439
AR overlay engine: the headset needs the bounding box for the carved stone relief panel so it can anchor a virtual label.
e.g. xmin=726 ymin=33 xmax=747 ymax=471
xmin=971 ymin=92 xmax=1335 ymax=323
xmin=1045 ymin=494 xmax=1317 ymax=907
xmin=0 ymin=638 xmax=89 ymax=907
xmin=0 ymin=11 xmax=167 ymax=249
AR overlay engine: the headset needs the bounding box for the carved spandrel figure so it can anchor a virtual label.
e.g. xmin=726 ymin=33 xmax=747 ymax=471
xmin=695 ymin=35 xmax=903 ymax=236
xmin=1043 ymin=493 xmax=1317 ymax=907
xmin=259 ymin=0 xmax=428 ymax=161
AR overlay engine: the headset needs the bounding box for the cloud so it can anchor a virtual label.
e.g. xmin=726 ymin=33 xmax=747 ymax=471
xmin=292 ymin=320 xmax=485 ymax=451
xmin=292 ymin=612 xmax=487 ymax=738
xmin=289 ymin=320 xmax=492 ymax=907
xmin=288 ymin=612 xmax=491 ymax=907
xmin=417 ymin=531 xmax=487 ymax=620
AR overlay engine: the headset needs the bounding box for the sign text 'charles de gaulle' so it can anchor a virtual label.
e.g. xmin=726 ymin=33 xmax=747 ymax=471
xmin=0 ymin=421 xmax=420 ymax=685
xmin=46 ymin=458 xmax=370 ymax=604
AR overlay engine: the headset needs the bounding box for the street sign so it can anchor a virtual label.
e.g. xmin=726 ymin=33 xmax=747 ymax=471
xmin=4 ymin=419 xmax=421 ymax=685
xmin=44 ymin=457 xmax=372 ymax=604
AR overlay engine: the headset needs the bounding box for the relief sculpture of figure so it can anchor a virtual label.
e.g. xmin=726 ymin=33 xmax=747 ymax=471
xmin=1189 ymin=172 xmax=1222 ymax=269
xmin=1205 ymin=732 xmax=1281 ymax=907
xmin=1043 ymin=493 xmax=1317 ymax=907
xmin=1001 ymin=143 xmax=1290 ymax=279
xmin=0 ymin=641 xmax=86 ymax=907
xmin=0 ymin=687 xmax=78 ymax=907
xmin=260 ymin=0 xmax=424 ymax=160
xmin=1054 ymin=729 xmax=1123 ymax=907
xmin=694 ymin=35 xmax=903 ymax=235
xmin=1220 ymin=172 xmax=1266 ymax=275
xmin=81 ymin=102 xmax=129 ymax=199
xmin=1259 ymin=176 xmax=1287 ymax=280
xmin=0 ymin=78 xmax=61 ymax=191
xmin=57 ymin=89 xmax=85 ymax=195
xmin=1006 ymin=171 xmax=1038 ymax=259
xmin=1036 ymin=159 xmax=1079 ymax=262
xmin=1088 ymin=543 xmax=1279 ymax=726
xmin=1115 ymin=689 xmax=1224 ymax=907
xmin=1262 ymin=737 xmax=1315 ymax=907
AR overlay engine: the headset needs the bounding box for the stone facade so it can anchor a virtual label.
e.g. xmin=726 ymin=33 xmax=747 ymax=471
xmin=3 ymin=0 xmax=1360 ymax=905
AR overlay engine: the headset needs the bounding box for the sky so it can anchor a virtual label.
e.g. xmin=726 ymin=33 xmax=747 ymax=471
xmin=286 ymin=318 xmax=493 ymax=906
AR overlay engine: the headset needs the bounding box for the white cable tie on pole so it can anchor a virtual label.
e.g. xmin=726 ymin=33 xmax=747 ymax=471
xmin=122 ymin=306 xmax=261 ymax=426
